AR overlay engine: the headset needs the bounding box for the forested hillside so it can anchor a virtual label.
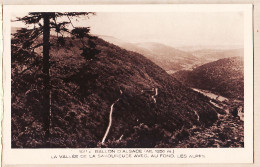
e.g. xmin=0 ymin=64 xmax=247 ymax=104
xmin=173 ymin=57 xmax=244 ymax=100
xmin=12 ymin=36 xmax=223 ymax=148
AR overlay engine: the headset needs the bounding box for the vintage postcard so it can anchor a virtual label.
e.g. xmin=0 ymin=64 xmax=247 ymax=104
xmin=2 ymin=4 xmax=253 ymax=165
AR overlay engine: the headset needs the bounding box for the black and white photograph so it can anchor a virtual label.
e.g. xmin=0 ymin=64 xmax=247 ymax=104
xmin=2 ymin=4 xmax=254 ymax=165
xmin=10 ymin=11 xmax=245 ymax=148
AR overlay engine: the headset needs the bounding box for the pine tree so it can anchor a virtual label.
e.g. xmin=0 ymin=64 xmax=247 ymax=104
xmin=12 ymin=12 xmax=99 ymax=147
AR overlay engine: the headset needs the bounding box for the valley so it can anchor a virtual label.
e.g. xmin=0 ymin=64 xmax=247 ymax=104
xmin=11 ymin=30 xmax=244 ymax=148
xmin=99 ymin=35 xmax=243 ymax=74
xmin=170 ymin=87 xmax=244 ymax=148
xmin=171 ymin=56 xmax=244 ymax=148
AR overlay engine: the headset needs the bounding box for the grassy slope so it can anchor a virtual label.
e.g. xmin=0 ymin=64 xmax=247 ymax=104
xmin=11 ymin=36 xmax=221 ymax=148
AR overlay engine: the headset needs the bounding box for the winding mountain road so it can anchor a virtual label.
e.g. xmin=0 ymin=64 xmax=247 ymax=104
xmin=151 ymin=88 xmax=158 ymax=103
xmin=193 ymin=110 xmax=200 ymax=121
xmin=101 ymin=88 xmax=158 ymax=144
xmin=101 ymin=90 xmax=122 ymax=144
xmin=142 ymin=87 xmax=159 ymax=103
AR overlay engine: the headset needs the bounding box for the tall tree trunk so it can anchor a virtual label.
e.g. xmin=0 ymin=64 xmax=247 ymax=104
xmin=42 ymin=13 xmax=51 ymax=147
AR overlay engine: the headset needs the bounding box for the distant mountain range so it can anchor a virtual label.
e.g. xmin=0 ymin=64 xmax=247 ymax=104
xmin=191 ymin=48 xmax=243 ymax=63
xmin=99 ymin=35 xmax=243 ymax=74
xmin=173 ymin=57 xmax=244 ymax=100
xmin=177 ymin=45 xmax=243 ymax=52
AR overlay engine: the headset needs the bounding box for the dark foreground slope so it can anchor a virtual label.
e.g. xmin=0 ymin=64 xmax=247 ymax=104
xmin=12 ymin=37 xmax=222 ymax=148
xmin=173 ymin=57 xmax=244 ymax=100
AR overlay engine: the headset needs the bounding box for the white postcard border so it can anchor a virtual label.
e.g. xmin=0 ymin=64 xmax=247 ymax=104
xmin=2 ymin=4 xmax=253 ymax=165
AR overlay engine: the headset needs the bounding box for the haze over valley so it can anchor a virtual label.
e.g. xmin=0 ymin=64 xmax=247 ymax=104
xmin=99 ymin=35 xmax=243 ymax=74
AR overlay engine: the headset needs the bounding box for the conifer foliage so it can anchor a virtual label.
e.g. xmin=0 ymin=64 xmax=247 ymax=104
xmin=11 ymin=12 xmax=99 ymax=147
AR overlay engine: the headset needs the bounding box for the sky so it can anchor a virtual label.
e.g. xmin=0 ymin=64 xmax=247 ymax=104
xmin=12 ymin=12 xmax=244 ymax=48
